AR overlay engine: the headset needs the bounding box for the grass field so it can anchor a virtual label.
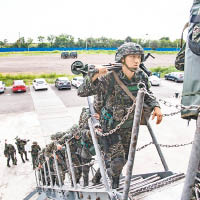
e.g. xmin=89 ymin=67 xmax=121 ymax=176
xmin=0 ymin=73 xmax=78 ymax=86
xmin=0 ymin=66 xmax=178 ymax=86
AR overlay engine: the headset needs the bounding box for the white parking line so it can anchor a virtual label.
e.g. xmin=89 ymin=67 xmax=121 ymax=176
xmin=30 ymin=86 xmax=82 ymax=138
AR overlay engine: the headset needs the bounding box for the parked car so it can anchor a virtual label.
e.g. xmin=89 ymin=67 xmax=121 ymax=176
xmin=152 ymin=72 xmax=161 ymax=78
xmin=71 ymin=77 xmax=84 ymax=88
xmin=0 ymin=81 xmax=6 ymax=93
xmin=69 ymin=51 xmax=77 ymax=58
xmin=33 ymin=78 xmax=48 ymax=91
xmin=55 ymin=77 xmax=71 ymax=90
xmin=164 ymin=72 xmax=184 ymax=82
xmin=61 ymin=52 xmax=69 ymax=59
xmin=12 ymin=80 xmax=26 ymax=93
xmin=61 ymin=51 xmax=78 ymax=59
xmin=149 ymin=75 xmax=161 ymax=86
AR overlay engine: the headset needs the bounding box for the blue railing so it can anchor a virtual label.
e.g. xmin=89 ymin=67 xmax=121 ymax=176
xmin=0 ymin=47 xmax=180 ymax=52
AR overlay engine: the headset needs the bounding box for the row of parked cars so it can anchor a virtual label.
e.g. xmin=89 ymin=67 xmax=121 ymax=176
xmin=0 ymin=72 xmax=183 ymax=94
xmin=0 ymin=77 xmax=84 ymax=94
xmin=61 ymin=51 xmax=78 ymax=59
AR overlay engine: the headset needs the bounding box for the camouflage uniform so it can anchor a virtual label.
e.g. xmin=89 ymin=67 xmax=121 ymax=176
xmin=37 ymin=149 xmax=48 ymax=185
xmin=15 ymin=137 xmax=29 ymax=163
xmin=49 ymin=128 xmax=82 ymax=185
xmin=30 ymin=142 xmax=41 ymax=170
xmin=54 ymin=147 xmax=67 ymax=186
xmin=78 ymin=42 xmax=160 ymax=188
xmin=4 ymin=143 xmax=17 ymax=167
xmin=79 ymin=107 xmax=96 ymax=186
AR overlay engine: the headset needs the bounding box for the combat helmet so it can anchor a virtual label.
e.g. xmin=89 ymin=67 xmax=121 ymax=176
xmin=51 ymin=132 xmax=63 ymax=141
xmin=115 ymin=42 xmax=144 ymax=63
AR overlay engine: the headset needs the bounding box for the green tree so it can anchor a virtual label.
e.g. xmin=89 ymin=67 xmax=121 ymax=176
xmin=47 ymin=35 xmax=55 ymax=47
xmin=26 ymin=38 xmax=33 ymax=48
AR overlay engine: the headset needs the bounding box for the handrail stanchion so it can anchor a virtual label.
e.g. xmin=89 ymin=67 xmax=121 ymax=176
xmin=53 ymin=151 xmax=62 ymax=188
xmin=122 ymin=89 xmax=145 ymax=200
xmin=46 ymin=157 xmax=53 ymax=188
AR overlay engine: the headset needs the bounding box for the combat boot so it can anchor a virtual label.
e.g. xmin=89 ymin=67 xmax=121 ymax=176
xmin=112 ymin=176 xmax=120 ymax=189
xmin=21 ymin=154 xmax=25 ymax=163
xmin=25 ymin=152 xmax=29 ymax=161
xmin=7 ymin=161 xmax=11 ymax=168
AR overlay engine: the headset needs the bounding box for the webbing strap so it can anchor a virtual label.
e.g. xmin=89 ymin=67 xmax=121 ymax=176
xmin=182 ymin=91 xmax=200 ymax=96
xmin=112 ymin=71 xmax=136 ymax=103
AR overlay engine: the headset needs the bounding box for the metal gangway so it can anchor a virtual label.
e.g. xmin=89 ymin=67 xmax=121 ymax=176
xmin=23 ymin=88 xmax=191 ymax=200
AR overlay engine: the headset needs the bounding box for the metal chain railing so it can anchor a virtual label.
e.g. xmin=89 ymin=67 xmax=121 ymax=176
xmin=96 ymin=102 xmax=136 ymax=137
xmin=136 ymin=141 xmax=193 ymax=152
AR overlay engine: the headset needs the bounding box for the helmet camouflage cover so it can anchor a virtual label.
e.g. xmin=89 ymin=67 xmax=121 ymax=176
xmin=115 ymin=42 xmax=144 ymax=63
xmin=50 ymin=132 xmax=64 ymax=141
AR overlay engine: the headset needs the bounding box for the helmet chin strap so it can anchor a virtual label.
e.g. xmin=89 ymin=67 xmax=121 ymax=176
xmin=122 ymin=60 xmax=138 ymax=72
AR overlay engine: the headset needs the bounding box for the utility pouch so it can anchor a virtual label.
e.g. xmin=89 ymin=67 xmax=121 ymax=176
xmin=101 ymin=107 xmax=113 ymax=128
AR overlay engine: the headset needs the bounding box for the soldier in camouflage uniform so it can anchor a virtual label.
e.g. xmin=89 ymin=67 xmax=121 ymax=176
xmin=30 ymin=141 xmax=41 ymax=170
xmin=37 ymin=149 xmax=48 ymax=185
xmin=4 ymin=140 xmax=17 ymax=167
xmin=15 ymin=137 xmax=29 ymax=163
xmin=78 ymin=42 xmax=162 ymax=188
xmin=79 ymin=107 xmax=96 ymax=186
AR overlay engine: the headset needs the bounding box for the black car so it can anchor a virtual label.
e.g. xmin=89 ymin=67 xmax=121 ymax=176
xmin=55 ymin=77 xmax=71 ymax=90
xmin=61 ymin=52 xmax=69 ymax=59
xmin=70 ymin=51 xmax=78 ymax=58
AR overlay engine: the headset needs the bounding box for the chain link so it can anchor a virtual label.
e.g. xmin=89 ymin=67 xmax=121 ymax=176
xmin=136 ymin=141 xmax=193 ymax=152
xmin=96 ymin=102 xmax=135 ymax=137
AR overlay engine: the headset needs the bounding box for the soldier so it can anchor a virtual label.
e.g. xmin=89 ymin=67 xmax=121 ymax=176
xmin=79 ymin=107 xmax=96 ymax=186
xmin=15 ymin=137 xmax=29 ymax=163
xmin=78 ymin=42 xmax=162 ymax=188
xmin=4 ymin=140 xmax=17 ymax=167
xmin=37 ymin=149 xmax=47 ymax=185
xmin=30 ymin=141 xmax=41 ymax=170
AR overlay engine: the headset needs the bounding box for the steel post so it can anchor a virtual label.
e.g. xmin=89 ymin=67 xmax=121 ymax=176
xmin=66 ymin=141 xmax=77 ymax=189
xmin=34 ymin=170 xmax=39 ymax=187
xmin=53 ymin=151 xmax=62 ymax=188
xmin=181 ymin=114 xmax=200 ymax=200
xmin=88 ymin=118 xmax=111 ymax=191
xmin=122 ymin=89 xmax=145 ymax=200
xmin=46 ymin=158 xmax=53 ymax=188
xmin=43 ymin=163 xmax=48 ymax=186
xmin=146 ymin=118 xmax=169 ymax=171
xmin=39 ymin=169 xmax=43 ymax=186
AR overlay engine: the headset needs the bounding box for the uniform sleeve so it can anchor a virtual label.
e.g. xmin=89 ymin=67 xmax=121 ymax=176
xmin=77 ymin=72 xmax=112 ymax=97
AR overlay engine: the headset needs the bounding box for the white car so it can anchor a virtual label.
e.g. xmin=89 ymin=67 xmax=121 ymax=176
xmin=149 ymin=75 xmax=161 ymax=86
xmin=71 ymin=77 xmax=84 ymax=88
xmin=0 ymin=81 xmax=6 ymax=93
xmin=32 ymin=78 xmax=48 ymax=91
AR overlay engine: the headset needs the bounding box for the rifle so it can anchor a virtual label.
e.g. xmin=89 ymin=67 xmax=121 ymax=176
xmin=71 ymin=53 xmax=154 ymax=77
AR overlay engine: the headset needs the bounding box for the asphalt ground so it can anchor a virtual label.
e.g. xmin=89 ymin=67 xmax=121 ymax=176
xmin=0 ymin=79 xmax=182 ymax=115
xmin=0 ymin=53 xmax=177 ymax=74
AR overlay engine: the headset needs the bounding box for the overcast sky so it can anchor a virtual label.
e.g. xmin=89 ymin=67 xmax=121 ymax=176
xmin=0 ymin=0 xmax=194 ymax=43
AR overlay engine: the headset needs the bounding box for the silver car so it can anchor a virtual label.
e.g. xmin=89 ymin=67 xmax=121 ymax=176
xmin=164 ymin=72 xmax=184 ymax=82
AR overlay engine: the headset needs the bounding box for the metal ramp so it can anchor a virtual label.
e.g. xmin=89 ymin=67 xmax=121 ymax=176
xmin=35 ymin=172 xmax=185 ymax=200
